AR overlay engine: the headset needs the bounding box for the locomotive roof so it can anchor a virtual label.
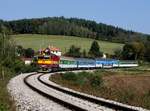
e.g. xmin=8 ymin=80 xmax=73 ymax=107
xmin=50 ymin=47 xmax=60 ymax=51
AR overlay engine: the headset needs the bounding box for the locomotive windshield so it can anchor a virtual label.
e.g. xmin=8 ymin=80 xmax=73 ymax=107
xmin=38 ymin=56 xmax=50 ymax=60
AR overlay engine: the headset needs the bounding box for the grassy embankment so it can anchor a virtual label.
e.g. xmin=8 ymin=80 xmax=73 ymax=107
xmin=0 ymin=68 xmax=16 ymax=111
xmin=12 ymin=34 xmax=124 ymax=55
xmin=0 ymin=61 xmax=38 ymax=111
xmin=50 ymin=66 xmax=150 ymax=109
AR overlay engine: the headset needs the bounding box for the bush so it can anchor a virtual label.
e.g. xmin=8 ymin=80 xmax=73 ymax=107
xmin=61 ymin=71 xmax=103 ymax=88
xmin=62 ymin=72 xmax=77 ymax=81
xmin=0 ymin=103 xmax=9 ymax=111
xmin=75 ymin=72 xmax=89 ymax=85
xmin=118 ymin=88 xmax=135 ymax=103
xmin=90 ymin=75 xmax=103 ymax=88
xmin=65 ymin=45 xmax=81 ymax=57
xmin=143 ymin=90 xmax=150 ymax=108
xmin=22 ymin=64 xmax=38 ymax=73
xmin=25 ymin=48 xmax=34 ymax=58
xmin=13 ymin=59 xmax=25 ymax=73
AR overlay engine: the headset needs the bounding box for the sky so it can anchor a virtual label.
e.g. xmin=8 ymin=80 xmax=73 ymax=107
xmin=0 ymin=0 xmax=150 ymax=34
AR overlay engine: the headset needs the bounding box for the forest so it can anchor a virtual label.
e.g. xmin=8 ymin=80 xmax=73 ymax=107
xmin=0 ymin=16 xmax=150 ymax=43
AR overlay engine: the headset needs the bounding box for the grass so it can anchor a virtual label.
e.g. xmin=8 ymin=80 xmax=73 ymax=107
xmin=12 ymin=34 xmax=124 ymax=54
xmin=50 ymin=69 xmax=150 ymax=109
xmin=0 ymin=67 xmax=16 ymax=111
xmin=59 ymin=71 xmax=103 ymax=88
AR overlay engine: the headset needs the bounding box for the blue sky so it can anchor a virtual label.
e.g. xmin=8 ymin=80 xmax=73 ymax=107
xmin=0 ymin=0 xmax=150 ymax=34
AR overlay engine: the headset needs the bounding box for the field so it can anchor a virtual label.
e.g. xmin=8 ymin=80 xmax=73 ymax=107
xmin=12 ymin=34 xmax=124 ymax=54
xmin=50 ymin=68 xmax=150 ymax=109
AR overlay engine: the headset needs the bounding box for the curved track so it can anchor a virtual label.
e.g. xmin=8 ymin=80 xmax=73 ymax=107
xmin=24 ymin=73 xmax=87 ymax=111
xmin=24 ymin=72 xmax=148 ymax=111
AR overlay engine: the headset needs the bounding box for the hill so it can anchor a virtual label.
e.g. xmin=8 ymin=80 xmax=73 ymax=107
xmin=1 ymin=17 xmax=150 ymax=43
xmin=13 ymin=34 xmax=124 ymax=54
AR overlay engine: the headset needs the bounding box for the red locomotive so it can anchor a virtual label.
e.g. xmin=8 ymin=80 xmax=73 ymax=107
xmin=36 ymin=47 xmax=60 ymax=72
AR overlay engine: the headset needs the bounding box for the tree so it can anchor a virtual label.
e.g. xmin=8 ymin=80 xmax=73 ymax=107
xmin=2 ymin=17 xmax=147 ymax=44
xmin=144 ymin=42 xmax=150 ymax=62
xmin=16 ymin=45 xmax=25 ymax=56
xmin=25 ymin=48 xmax=34 ymax=58
xmin=132 ymin=42 xmax=145 ymax=60
xmin=88 ymin=41 xmax=102 ymax=57
xmin=122 ymin=42 xmax=145 ymax=60
xmin=114 ymin=49 xmax=122 ymax=59
xmin=65 ymin=45 xmax=81 ymax=57
xmin=0 ymin=26 xmax=16 ymax=79
xmin=122 ymin=44 xmax=134 ymax=60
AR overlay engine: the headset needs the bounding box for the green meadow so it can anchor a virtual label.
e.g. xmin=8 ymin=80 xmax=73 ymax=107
xmin=13 ymin=34 xmax=124 ymax=54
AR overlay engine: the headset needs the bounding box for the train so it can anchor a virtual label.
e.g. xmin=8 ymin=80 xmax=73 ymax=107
xmin=34 ymin=54 xmax=138 ymax=72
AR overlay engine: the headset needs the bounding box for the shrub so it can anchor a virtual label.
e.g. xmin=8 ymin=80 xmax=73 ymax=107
xmin=24 ymin=48 xmax=34 ymax=58
xmin=118 ymin=88 xmax=135 ymax=103
xmin=0 ymin=103 xmax=9 ymax=111
xmin=22 ymin=64 xmax=38 ymax=73
xmin=65 ymin=45 xmax=81 ymax=57
xmin=61 ymin=71 xmax=103 ymax=88
xmin=143 ymin=90 xmax=150 ymax=108
xmin=62 ymin=72 xmax=77 ymax=81
xmin=90 ymin=75 xmax=103 ymax=88
xmin=13 ymin=59 xmax=25 ymax=73
xmin=75 ymin=72 xmax=89 ymax=85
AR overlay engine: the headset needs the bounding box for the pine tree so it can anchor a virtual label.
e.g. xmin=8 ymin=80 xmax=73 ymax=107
xmin=89 ymin=41 xmax=102 ymax=57
xmin=66 ymin=45 xmax=81 ymax=57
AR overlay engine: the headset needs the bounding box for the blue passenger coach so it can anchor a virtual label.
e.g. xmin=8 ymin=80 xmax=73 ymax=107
xmin=96 ymin=59 xmax=119 ymax=68
xmin=77 ymin=58 xmax=95 ymax=68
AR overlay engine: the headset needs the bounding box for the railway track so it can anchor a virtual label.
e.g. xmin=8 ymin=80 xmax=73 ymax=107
xmin=24 ymin=73 xmax=86 ymax=111
xmin=24 ymin=71 xmax=148 ymax=111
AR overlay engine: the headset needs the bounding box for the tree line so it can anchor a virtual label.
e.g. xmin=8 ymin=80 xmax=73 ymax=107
xmin=1 ymin=17 xmax=150 ymax=43
xmin=15 ymin=39 xmax=150 ymax=62
xmin=121 ymin=41 xmax=150 ymax=62
xmin=66 ymin=40 xmax=150 ymax=62
xmin=65 ymin=41 xmax=103 ymax=58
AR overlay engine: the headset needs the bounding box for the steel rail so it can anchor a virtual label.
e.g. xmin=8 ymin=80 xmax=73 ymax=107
xmin=24 ymin=73 xmax=87 ymax=111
